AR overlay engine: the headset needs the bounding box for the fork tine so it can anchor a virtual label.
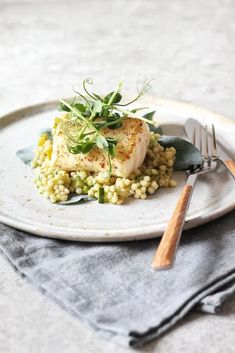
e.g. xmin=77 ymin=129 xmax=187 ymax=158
xmin=205 ymin=125 xmax=209 ymax=158
xmin=199 ymin=127 xmax=203 ymax=154
xmin=193 ymin=125 xmax=201 ymax=151
xmin=200 ymin=125 xmax=208 ymax=159
xmin=211 ymin=124 xmax=218 ymax=158
xmin=191 ymin=126 xmax=196 ymax=146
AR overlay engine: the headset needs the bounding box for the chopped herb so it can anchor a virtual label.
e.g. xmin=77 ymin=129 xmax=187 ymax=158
xmin=98 ymin=186 xmax=105 ymax=203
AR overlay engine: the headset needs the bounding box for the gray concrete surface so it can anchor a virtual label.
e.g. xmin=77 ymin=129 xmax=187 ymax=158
xmin=1 ymin=0 xmax=235 ymax=352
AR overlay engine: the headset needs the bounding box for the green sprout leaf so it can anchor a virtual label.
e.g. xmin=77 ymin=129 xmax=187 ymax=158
xmin=106 ymin=137 xmax=118 ymax=157
xmin=81 ymin=141 xmax=96 ymax=153
xmin=95 ymin=135 xmax=109 ymax=150
xmin=74 ymin=103 xmax=86 ymax=112
xmin=108 ymin=143 xmax=116 ymax=157
xmin=106 ymin=114 xmax=122 ymax=129
xmin=104 ymin=91 xmax=122 ymax=104
xmin=68 ymin=145 xmax=83 ymax=154
xmin=58 ymin=102 xmax=71 ymax=112
xmin=92 ymin=100 xmax=103 ymax=114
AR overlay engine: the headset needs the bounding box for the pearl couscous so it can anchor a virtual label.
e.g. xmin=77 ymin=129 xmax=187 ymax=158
xmin=32 ymin=130 xmax=177 ymax=205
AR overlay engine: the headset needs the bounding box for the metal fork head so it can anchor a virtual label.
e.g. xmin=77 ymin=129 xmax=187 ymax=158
xmin=190 ymin=124 xmax=217 ymax=173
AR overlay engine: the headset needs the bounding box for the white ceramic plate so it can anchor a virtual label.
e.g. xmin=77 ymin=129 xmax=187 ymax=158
xmin=0 ymin=97 xmax=235 ymax=242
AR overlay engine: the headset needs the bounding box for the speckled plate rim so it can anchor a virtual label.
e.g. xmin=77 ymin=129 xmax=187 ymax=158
xmin=0 ymin=97 xmax=235 ymax=242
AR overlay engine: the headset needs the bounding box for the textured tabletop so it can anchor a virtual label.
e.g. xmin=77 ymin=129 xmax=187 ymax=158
xmin=1 ymin=0 xmax=235 ymax=352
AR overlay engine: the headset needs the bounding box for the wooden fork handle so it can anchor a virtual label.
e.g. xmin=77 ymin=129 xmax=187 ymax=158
xmin=152 ymin=185 xmax=193 ymax=270
xmin=224 ymin=160 xmax=235 ymax=178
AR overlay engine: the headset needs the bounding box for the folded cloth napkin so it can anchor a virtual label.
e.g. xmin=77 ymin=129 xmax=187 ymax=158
xmin=0 ymin=210 xmax=235 ymax=347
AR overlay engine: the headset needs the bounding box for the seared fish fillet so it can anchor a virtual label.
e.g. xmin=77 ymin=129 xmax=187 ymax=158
xmin=51 ymin=117 xmax=150 ymax=178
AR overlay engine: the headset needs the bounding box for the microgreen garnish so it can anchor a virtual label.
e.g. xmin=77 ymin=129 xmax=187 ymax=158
xmin=59 ymin=78 xmax=157 ymax=174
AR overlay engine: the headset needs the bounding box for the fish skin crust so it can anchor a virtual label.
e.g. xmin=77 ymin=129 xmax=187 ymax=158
xmin=51 ymin=117 xmax=150 ymax=178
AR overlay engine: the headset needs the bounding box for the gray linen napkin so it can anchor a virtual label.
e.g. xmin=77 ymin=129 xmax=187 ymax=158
xmin=0 ymin=211 xmax=235 ymax=347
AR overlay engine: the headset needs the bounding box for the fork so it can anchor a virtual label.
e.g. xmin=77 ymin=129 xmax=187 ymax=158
xmin=151 ymin=125 xmax=217 ymax=270
xmin=211 ymin=124 xmax=235 ymax=180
